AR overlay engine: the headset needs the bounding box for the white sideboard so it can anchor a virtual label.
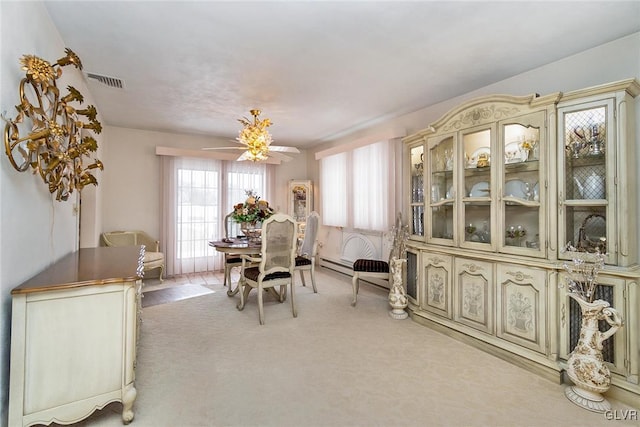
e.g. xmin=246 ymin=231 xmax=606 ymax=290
xmin=8 ymin=246 xmax=144 ymax=426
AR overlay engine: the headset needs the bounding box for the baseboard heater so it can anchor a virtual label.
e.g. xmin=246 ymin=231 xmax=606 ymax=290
xmin=319 ymin=257 xmax=390 ymax=289
xmin=319 ymin=257 xmax=353 ymax=276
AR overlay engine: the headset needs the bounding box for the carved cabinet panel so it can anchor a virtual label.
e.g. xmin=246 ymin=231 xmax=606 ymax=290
xmin=421 ymin=252 xmax=453 ymax=319
xmin=453 ymin=258 xmax=493 ymax=334
xmin=496 ymin=264 xmax=548 ymax=354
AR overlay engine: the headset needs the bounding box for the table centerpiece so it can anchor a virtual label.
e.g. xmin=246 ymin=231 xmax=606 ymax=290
xmin=231 ymin=190 xmax=275 ymax=242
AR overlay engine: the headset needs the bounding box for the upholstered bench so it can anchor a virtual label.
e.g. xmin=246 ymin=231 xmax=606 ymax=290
xmin=351 ymin=258 xmax=390 ymax=307
xmin=351 ymin=212 xmax=408 ymax=307
xmin=101 ymin=231 xmax=165 ymax=282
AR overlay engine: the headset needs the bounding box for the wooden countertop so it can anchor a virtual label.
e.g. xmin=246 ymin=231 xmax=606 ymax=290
xmin=12 ymin=246 xmax=144 ymax=295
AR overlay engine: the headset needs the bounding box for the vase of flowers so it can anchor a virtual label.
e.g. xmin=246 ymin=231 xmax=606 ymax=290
xmin=561 ymin=244 xmax=623 ymax=413
xmin=232 ymin=190 xmax=275 ymax=242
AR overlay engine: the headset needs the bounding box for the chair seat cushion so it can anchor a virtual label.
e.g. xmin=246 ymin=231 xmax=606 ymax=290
xmin=353 ymin=259 xmax=389 ymax=273
xmin=225 ymin=256 xmax=243 ymax=264
xmin=244 ymin=267 xmax=291 ymax=282
xmin=295 ymin=256 xmax=312 ymax=267
xmin=144 ymin=252 xmax=164 ymax=263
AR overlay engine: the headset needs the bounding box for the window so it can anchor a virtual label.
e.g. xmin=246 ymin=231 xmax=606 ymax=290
xmin=177 ymin=163 xmax=220 ymax=262
xmin=319 ymin=139 xmax=397 ymax=232
xmin=162 ymin=156 xmax=271 ymax=276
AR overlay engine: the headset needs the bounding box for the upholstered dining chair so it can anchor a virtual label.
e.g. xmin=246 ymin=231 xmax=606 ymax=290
xmin=351 ymin=213 xmax=406 ymax=306
xmin=294 ymin=211 xmax=320 ymax=293
xmin=236 ymin=213 xmax=298 ymax=325
xmin=101 ymin=230 xmax=165 ymax=282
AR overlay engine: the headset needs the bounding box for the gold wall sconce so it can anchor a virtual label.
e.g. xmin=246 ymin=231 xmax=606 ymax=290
xmin=3 ymin=48 xmax=103 ymax=201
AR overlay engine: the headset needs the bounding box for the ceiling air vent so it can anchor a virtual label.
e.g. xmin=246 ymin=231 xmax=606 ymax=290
xmin=86 ymin=72 xmax=124 ymax=89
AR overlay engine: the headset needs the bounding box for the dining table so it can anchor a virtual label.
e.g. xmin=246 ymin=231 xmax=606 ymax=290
xmin=209 ymin=238 xmax=262 ymax=296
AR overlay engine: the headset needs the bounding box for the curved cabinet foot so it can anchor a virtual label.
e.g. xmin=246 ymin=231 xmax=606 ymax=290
xmin=122 ymin=383 xmax=137 ymax=424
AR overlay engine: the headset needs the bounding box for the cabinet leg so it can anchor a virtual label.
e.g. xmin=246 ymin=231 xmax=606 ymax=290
xmin=122 ymin=382 xmax=137 ymax=424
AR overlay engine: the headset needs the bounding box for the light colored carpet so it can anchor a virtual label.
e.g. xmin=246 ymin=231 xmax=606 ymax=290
xmin=74 ymin=268 xmax=637 ymax=426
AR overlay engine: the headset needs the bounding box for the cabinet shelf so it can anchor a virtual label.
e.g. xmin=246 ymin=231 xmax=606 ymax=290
xmin=505 ymin=160 xmax=539 ymax=174
xmin=565 ymin=152 xmax=605 ymax=167
xmin=463 ymin=197 xmax=491 ymax=205
xmin=563 ymin=199 xmax=608 ymax=207
xmin=430 ymin=199 xmax=454 ymax=207
xmin=464 ymin=167 xmax=491 ymax=177
xmin=503 ymin=197 xmax=539 ymax=207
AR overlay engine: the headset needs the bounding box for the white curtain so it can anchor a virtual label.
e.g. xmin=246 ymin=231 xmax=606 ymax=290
xmin=161 ymin=156 xmax=274 ymax=276
xmin=225 ymin=161 xmax=272 ymax=213
xmin=320 ymin=152 xmax=348 ymax=227
xmin=353 ymin=140 xmax=393 ymax=231
xmin=320 ymin=140 xmax=395 ymax=231
xmin=162 ymin=157 xmax=223 ymax=276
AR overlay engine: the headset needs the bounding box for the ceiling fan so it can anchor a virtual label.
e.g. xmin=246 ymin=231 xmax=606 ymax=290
xmin=203 ymin=109 xmax=300 ymax=162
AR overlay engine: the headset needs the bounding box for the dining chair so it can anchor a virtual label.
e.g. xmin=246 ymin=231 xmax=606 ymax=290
xmin=294 ymin=211 xmax=320 ymax=293
xmin=236 ymin=213 xmax=298 ymax=325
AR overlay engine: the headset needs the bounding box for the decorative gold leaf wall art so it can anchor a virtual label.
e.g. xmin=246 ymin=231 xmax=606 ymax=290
xmin=3 ymin=48 xmax=103 ymax=201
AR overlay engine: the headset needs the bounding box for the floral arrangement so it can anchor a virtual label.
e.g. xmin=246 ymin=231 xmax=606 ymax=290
xmin=231 ymin=190 xmax=274 ymax=224
xmin=561 ymin=242 xmax=606 ymax=303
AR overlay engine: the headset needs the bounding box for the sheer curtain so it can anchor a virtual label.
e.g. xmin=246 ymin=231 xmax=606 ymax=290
xmin=162 ymin=157 xmax=222 ymax=276
xmin=161 ymin=156 xmax=274 ymax=276
xmin=353 ymin=141 xmax=393 ymax=231
xmin=320 ymin=140 xmax=395 ymax=231
xmin=320 ymin=152 xmax=348 ymax=227
xmin=225 ymin=161 xmax=273 ymax=213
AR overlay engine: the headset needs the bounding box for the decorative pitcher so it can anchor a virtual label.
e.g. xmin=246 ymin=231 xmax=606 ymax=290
xmin=564 ymin=293 xmax=623 ymax=413
xmin=573 ymin=172 xmax=605 ymax=199
xmin=388 ymin=257 xmax=408 ymax=319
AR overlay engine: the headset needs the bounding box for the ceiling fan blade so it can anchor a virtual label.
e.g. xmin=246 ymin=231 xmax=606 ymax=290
xmin=236 ymin=151 xmax=253 ymax=161
xmin=266 ymin=151 xmax=294 ymax=162
xmin=268 ymin=145 xmax=300 ymax=154
xmin=202 ymin=146 xmax=246 ymax=151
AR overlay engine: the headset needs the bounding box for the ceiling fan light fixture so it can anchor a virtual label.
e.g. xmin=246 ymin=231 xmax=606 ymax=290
xmin=237 ymin=109 xmax=273 ymax=162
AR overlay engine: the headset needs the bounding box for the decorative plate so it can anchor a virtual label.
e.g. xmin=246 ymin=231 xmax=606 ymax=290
xmin=469 ymin=181 xmax=490 ymax=197
xmin=504 ymin=179 xmax=528 ymax=199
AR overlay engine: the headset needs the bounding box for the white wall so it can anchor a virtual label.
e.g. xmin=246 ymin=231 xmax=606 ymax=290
xmin=101 ymin=126 xmax=308 ymax=239
xmin=311 ymin=33 xmax=640 ymax=264
xmin=0 ymin=2 xmax=104 ymax=423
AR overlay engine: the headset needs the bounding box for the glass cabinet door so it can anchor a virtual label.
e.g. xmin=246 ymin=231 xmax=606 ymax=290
xmin=427 ymin=134 xmax=455 ymax=244
xmin=409 ymin=144 xmax=424 ymax=237
xmin=558 ymin=100 xmax=615 ymax=264
xmin=460 ymin=127 xmax=494 ymax=249
xmin=500 ymin=112 xmax=545 ymax=256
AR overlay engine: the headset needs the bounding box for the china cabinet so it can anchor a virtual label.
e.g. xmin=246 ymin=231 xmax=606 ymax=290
xmin=289 ymin=180 xmax=313 ymax=240
xmin=403 ymin=79 xmax=640 ymax=405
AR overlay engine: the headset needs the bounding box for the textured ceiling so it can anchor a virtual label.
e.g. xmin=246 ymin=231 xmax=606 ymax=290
xmin=43 ymin=1 xmax=640 ymax=149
